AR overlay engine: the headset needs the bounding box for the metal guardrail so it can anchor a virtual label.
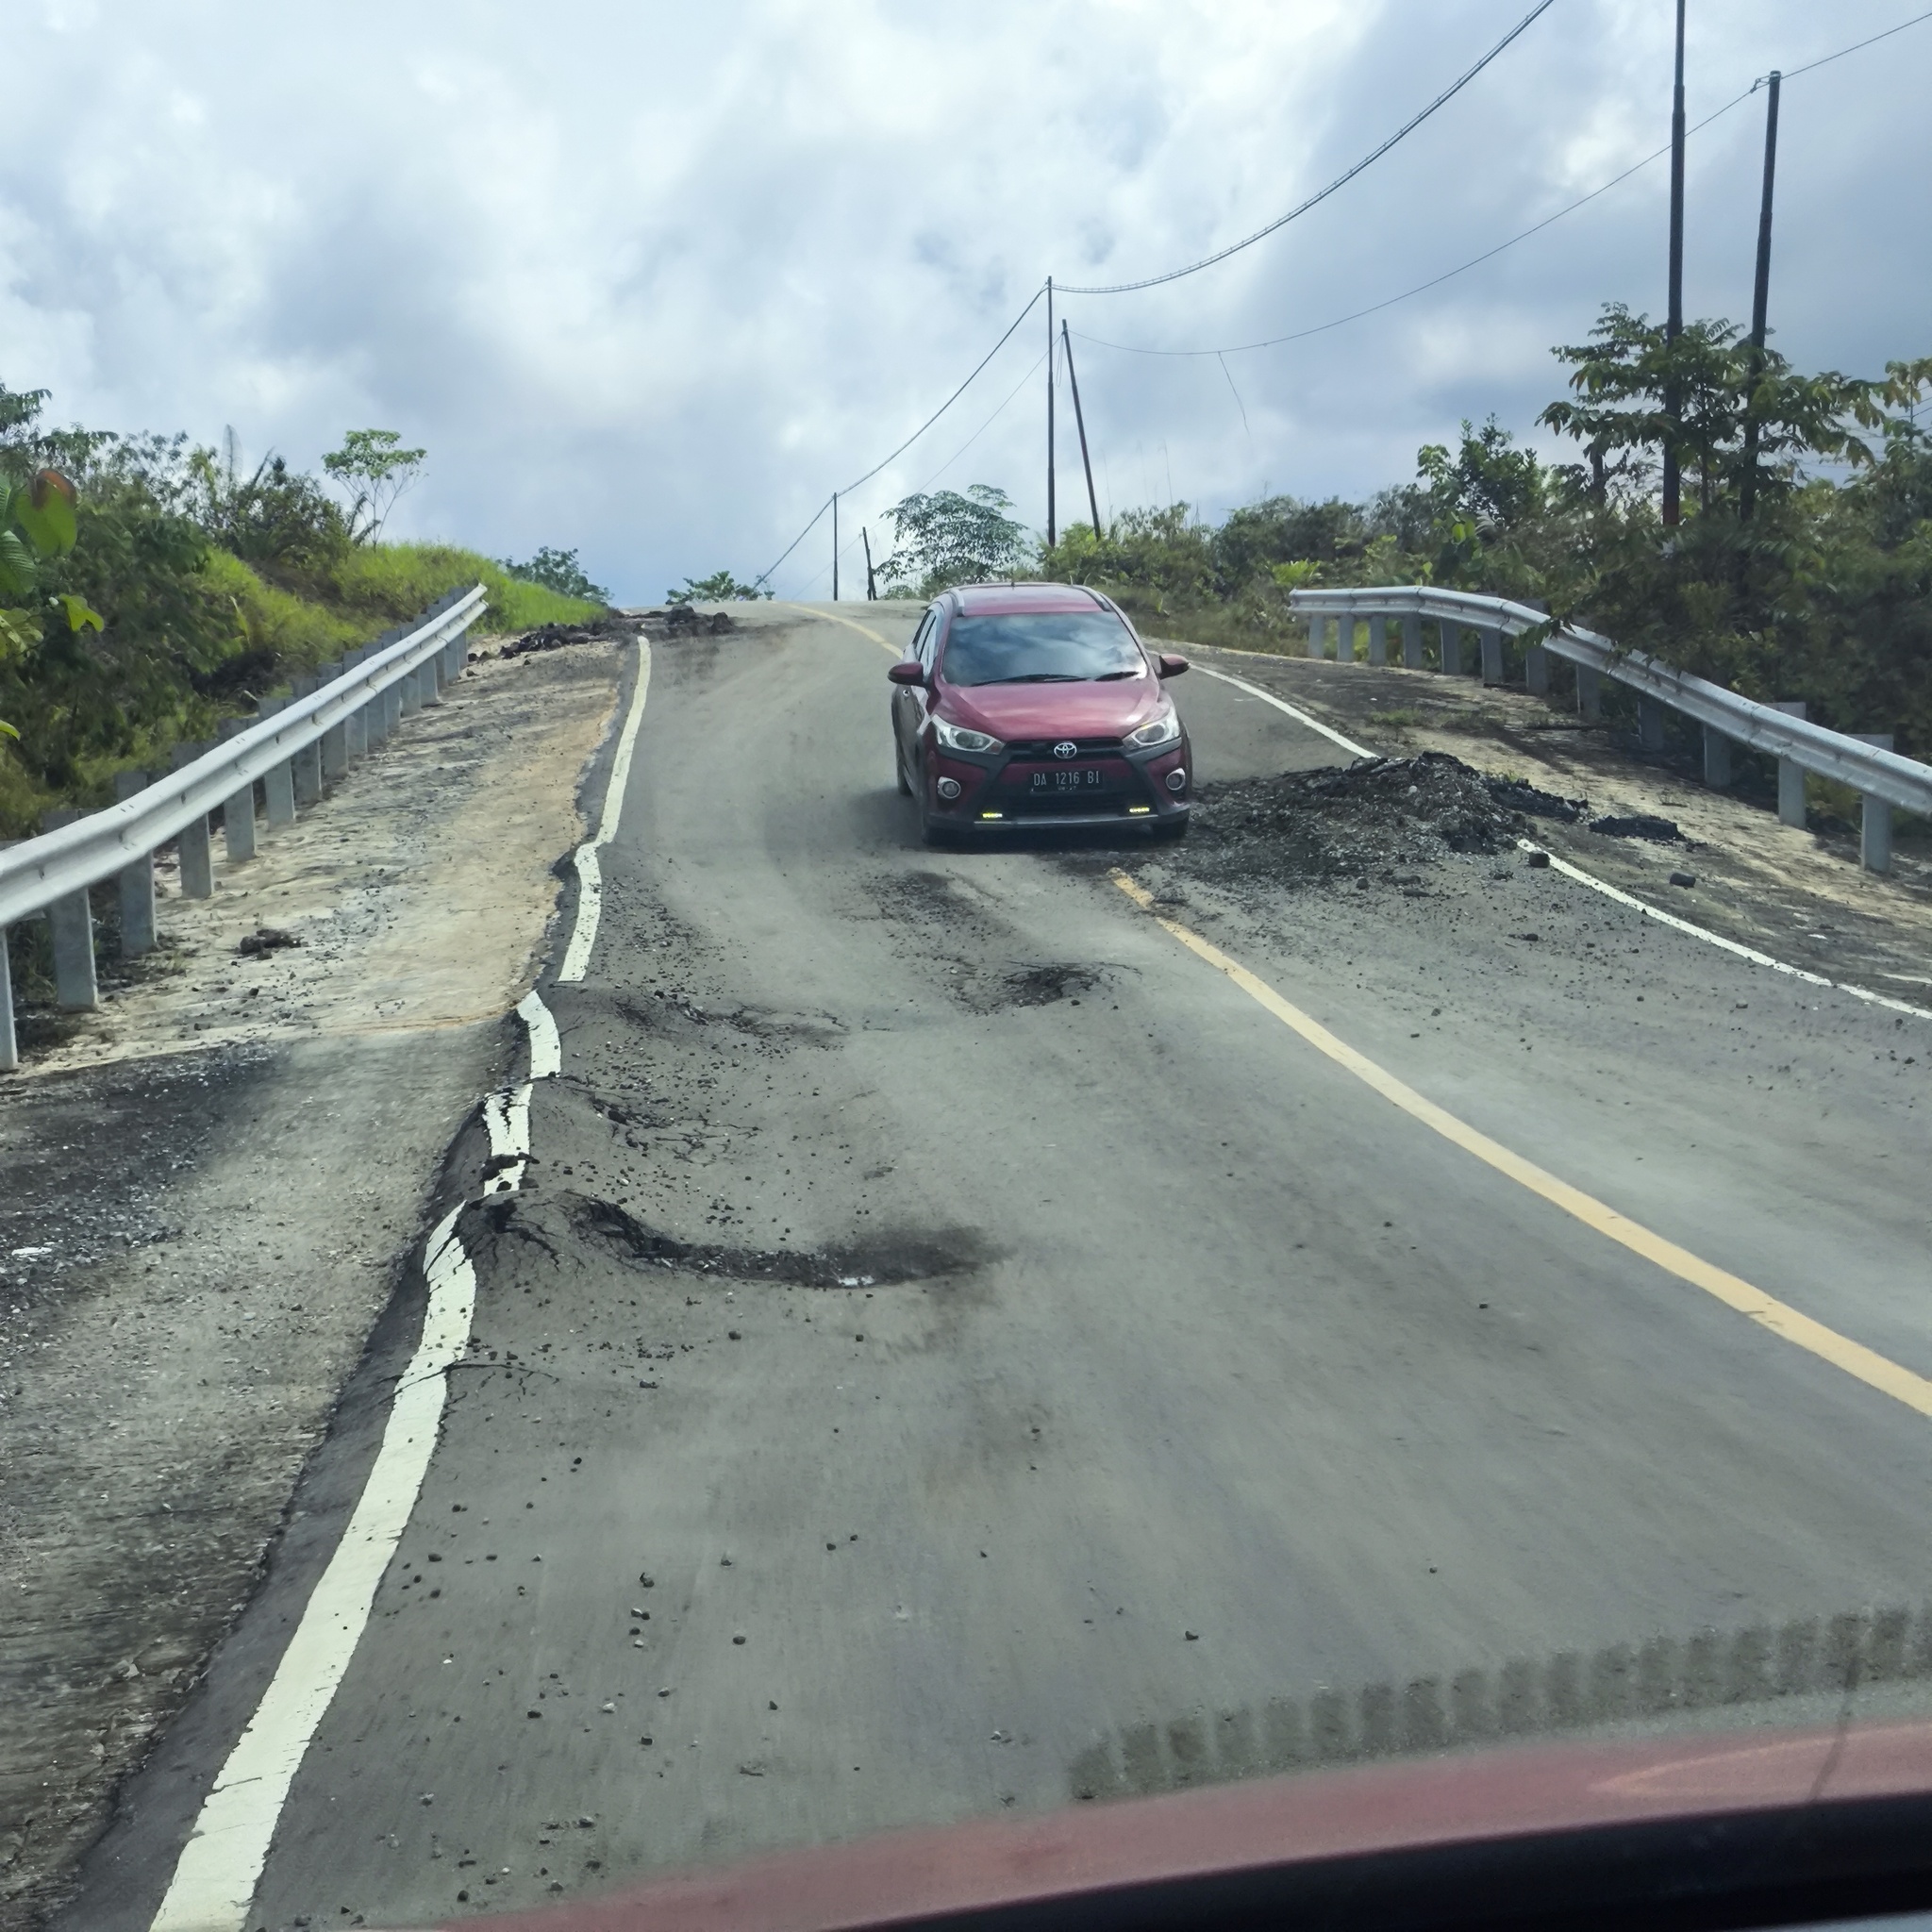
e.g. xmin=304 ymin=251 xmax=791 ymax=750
xmin=0 ymin=583 xmax=488 ymax=1069
xmin=1289 ymin=584 xmax=1929 ymax=875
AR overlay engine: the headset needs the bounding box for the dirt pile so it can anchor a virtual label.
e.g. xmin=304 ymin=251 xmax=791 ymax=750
xmin=498 ymin=612 xmax=641 ymax=659
xmin=1185 ymin=752 xmax=1539 ymax=886
xmin=642 ymin=605 xmax=738 ymax=639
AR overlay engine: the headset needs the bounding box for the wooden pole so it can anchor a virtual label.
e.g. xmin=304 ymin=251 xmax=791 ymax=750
xmin=1662 ymin=0 xmax=1686 ymax=526
xmin=832 ymin=491 xmax=840 ymax=602
xmin=1045 ymin=276 xmax=1057 ymax=550
xmin=862 ymin=525 xmax=876 ymax=600
xmin=1062 ymin=322 xmax=1103 ymax=541
xmin=1740 ymin=72 xmax=1780 ymax=524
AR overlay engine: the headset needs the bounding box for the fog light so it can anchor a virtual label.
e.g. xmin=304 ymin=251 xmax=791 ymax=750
xmin=1165 ymin=767 xmax=1188 ymax=793
xmin=937 ymin=776 xmax=962 ymax=801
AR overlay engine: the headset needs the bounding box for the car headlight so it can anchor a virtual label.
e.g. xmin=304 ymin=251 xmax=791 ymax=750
xmin=1124 ymin=708 xmax=1181 ymax=750
xmin=933 ymin=716 xmax=1004 ymax=755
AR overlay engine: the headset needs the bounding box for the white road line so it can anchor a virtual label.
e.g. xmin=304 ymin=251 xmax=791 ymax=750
xmin=1524 ymin=840 xmax=1932 ymax=1022
xmin=558 ymin=639 xmax=653 ymax=983
xmin=1196 ymin=651 xmax=1927 ymax=1024
xmin=1191 ymin=662 xmax=1375 ymax=760
xmin=150 ymin=991 xmax=559 ymax=1932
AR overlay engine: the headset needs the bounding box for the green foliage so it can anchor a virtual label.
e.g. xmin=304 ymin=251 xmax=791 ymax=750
xmin=1034 ymin=307 xmax=1932 ymax=759
xmin=878 ymin=485 xmax=1033 ymax=596
xmin=322 ymin=428 xmax=426 ymax=542
xmin=666 ymin=568 xmax=772 ymax=605
xmin=0 ymin=382 xmax=599 ymax=834
xmin=501 ymin=545 xmax=610 ymax=604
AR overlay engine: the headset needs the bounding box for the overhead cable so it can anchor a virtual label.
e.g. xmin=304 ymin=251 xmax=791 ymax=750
xmin=1069 ymin=1 xmax=1932 ymax=364
xmin=1071 ymin=85 xmax=1758 ymax=359
xmin=754 ymin=287 xmax=1044 ymax=589
xmin=1055 ymin=0 xmax=1560 ymax=296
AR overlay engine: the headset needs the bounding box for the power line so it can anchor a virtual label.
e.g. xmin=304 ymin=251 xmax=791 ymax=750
xmin=1055 ymin=0 xmax=1560 ymax=296
xmin=753 ymin=286 xmax=1044 ymax=590
xmin=790 ymin=349 xmax=1052 ymax=597
xmin=1773 ymin=4 xmax=1932 ymax=84
xmin=1066 ymin=7 xmax=1932 ymax=361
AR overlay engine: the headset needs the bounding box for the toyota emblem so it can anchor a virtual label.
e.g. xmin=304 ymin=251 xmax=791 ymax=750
xmin=1053 ymin=741 xmax=1078 ymax=760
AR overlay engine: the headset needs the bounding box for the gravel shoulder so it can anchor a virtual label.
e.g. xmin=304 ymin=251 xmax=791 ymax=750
xmin=0 ymin=636 xmax=626 ymax=1929
xmin=1170 ymin=642 xmax=1932 ymax=1005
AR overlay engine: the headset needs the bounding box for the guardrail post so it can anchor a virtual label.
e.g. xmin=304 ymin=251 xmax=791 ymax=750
xmin=1854 ymin=734 xmax=1895 ymax=873
xmin=254 ymin=698 xmax=297 ymax=827
xmin=1439 ymin=623 xmax=1462 ymax=675
xmin=112 ymin=770 xmax=158 ymax=955
xmin=1637 ymin=695 xmax=1667 ymax=755
xmin=1773 ymin=702 xmax=1807 ymax=825
xmin=41 ymin=809 xmax=100 ymax=1009
xmin=1524 ymin=642 xmax=1549 ymax=696
xmin=1479 ymin=626 xmax=1503 ymax=684
xmin=1575 ymin=666 xmax=1601 ymax=720
xmin=1366 ymin=615 xmax=1387 ymax=667
xmin=1 ymin=926 xmax=14 ymax=1070
xmin=423 ymin=650 xmax=444 ymax=706
xmin=399 ymin=664 xmax=424 ymax=716
xmin=321 ymin=716 xmax=348 ymax=780
xmin=169 ymin=743 xmax=216 ymax=896
xmin=384 ymin=680 xmax=404 ymax=735
xmin=1402 ymin=614 xmax=1424 ymax=670
xmin=218 ymin=721 xmax=258 ymax=860
xmin=1702 ymin=724 xmax=1734 ymax=789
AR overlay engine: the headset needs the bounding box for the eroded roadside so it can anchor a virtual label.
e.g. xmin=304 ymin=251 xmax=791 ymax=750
xmin=0 ymin=635 xmax=627 ymax=1930
xmin=1173 ymin=642 xmax=1932 ymax=1003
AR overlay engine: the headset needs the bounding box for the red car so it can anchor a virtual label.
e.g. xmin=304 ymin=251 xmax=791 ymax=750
xmin=888 ymin=582 xmax=1191 ymax=844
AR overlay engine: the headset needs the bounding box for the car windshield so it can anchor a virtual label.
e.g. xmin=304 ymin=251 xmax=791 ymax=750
xmin=940 ymin=610 xmax=1145 ymax=685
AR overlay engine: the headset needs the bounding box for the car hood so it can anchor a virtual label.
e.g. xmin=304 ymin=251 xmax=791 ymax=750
xmin=395 ymin=1715 xmax=1932 ymax=1931
xmin=936 ymin=675 xmax=1165 ymax=742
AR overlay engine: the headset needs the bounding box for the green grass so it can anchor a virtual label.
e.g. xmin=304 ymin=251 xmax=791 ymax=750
xmin=211 ymin=542 xmax=603 ymax=679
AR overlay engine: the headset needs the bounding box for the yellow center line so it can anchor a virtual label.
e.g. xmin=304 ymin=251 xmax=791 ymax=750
xmin=782 ymin=602 xmax=900 ymax=655
xmin=1109 ymin=868 xmax=1932 ymax=1420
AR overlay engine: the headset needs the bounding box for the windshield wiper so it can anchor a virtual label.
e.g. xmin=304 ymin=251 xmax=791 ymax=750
xmin=1094 ymin=668 xmax=1141 ymax=680
xmin=980 ymin=673 xmax=1082 ymax=684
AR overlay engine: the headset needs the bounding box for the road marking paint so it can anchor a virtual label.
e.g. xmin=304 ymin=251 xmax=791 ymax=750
xmin=1109 ymin=868 xmax=1932 ymax=1420
xmin=150 ymin=1210 xmax=475 ymax=1932
xmin=1521 ymin=839 xmax=1932 ymax=1023
xmin=1192 ymin=645 xmax=1927 ymax=1024
xmin=149 ymin=992 xmax=560 ymax=1932
xmin=517 ymin=987 xmax=560 ymax=1077
xmin=783 ymin=601 xmax=900 ymax=655
xmin=557 ymin=639 xmax=653 ymax=984
xmin=1191 ymin=663 xmax=1375 ymax=759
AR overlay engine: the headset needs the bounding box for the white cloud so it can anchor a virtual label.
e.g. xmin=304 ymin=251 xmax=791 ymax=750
xmin=4 ymin=0 xmax=1928 ymax=600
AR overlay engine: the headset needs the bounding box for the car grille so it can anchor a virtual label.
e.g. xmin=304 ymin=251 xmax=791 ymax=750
xmin=1001 ymin=737 xmax=1123 ymax=758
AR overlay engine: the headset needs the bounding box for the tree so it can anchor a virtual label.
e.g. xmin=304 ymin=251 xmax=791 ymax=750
xmin=1541 ymin=303 xmax=1883 ymax=517
xmin=322 ymin=428 xmax=426 ymax=542
xmin=501 ymin=546 xmax=609 ymax=603
xmin=878 ymin=485 xmax=1032 ymax=596
xmin=666 ymin=569 xmax=771 ymax=605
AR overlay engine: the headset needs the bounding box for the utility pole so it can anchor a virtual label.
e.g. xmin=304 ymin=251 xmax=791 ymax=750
xmin=1740 ymin=71 xmax=1781 ymax=524
xmin=1662 ymin=0 xmax=1687 ymax=526
xmin=1045 ymin=276 xmax=1057 ymax=550
xmin=862 ymin=525 xmax=876 ymax=600
xmin=832 ymin=491 xmax=840 ymax=602
xmin=1062 ymin=322 xmax=1103 ymax=541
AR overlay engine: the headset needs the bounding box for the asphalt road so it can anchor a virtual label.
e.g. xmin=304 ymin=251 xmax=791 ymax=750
xmin=64 ymin=602 xmax=1931 ymax=1931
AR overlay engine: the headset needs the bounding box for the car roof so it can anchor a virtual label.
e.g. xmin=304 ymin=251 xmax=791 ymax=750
xmin=945 ymin=581 xmax=1112 ymax=617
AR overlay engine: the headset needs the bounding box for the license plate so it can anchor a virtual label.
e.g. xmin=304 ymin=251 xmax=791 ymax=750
xmin=1031 ymin=768 xmax=1105 ymax=792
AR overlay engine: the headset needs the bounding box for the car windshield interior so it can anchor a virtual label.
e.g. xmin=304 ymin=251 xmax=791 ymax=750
xmin=940 ymin=610 xmax=1145 ymax=685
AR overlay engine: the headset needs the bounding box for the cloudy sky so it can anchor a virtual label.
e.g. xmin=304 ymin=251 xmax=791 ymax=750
xmin=6 ymin=0 xmax=1929 ymax=602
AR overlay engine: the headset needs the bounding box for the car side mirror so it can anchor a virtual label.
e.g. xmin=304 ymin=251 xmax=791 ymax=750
xmin=1157 ymin=653 xmax=1190 ymax=679
xmin=888 ymin=660 xmax=924 ymax=685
